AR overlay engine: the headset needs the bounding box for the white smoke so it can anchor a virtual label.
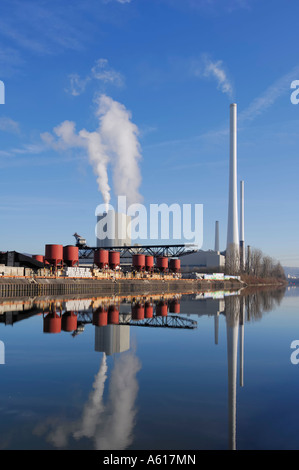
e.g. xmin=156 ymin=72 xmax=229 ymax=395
xmin=96 ymin=94 xmax=142 ymax=207
xmin=41 ymin=94 xmax=142 ymax=208
xmin=33 ymin=349 xmax=141 ymax=450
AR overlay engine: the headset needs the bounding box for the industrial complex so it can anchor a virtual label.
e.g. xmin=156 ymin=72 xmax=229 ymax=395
xmin=0 ymin=103 xmax=246 ymax=284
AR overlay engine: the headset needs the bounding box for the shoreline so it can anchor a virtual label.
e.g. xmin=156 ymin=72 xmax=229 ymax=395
xmin=0 ymin=276 xmax=286 ymax=299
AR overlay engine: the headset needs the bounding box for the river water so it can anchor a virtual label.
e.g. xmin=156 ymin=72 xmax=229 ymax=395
xmin=0 ymin=285 xmax=298 ymax=451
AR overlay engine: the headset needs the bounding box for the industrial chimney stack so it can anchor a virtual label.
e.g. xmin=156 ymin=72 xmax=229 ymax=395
xmin=226 ymin=103 xmax=240 ymax=270
xmin=215 ymin=220 xmax=220 ymax=253
xmin=239 ymin=180 xmax=245 ymax=271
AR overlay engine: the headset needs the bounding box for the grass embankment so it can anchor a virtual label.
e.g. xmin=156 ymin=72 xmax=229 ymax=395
xmin=240 ymin=274 xmax=287 ymax=286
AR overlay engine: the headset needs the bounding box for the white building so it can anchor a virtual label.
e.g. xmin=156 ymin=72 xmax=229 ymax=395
xmin=96 ymin=211 xmax=131 ymax=248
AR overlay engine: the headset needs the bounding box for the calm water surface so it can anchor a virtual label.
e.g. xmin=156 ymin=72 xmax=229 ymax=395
xmin=0 ymin=285 xmax=298 ymax=450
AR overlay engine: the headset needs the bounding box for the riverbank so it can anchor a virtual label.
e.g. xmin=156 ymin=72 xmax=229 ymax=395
xmin=0 ymin=276 xmax=243 ymax=298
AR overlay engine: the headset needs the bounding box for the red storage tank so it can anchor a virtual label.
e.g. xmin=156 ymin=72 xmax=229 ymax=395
xmin=145 ymin=255 xmax=154 ymax=271
xmin=32 ymin=255 xmax=44 ymax=263
xmin=108 ymin=305 xmax=119 ymax=324
xmin=62 ymin=311 xmax=77 ymax=331
xmin=93 ymin=307 xmax=108 ymax=327
xmin=145 ymin=301 xmax=153 ymax=318
xmin=169 ymin=258 xmax=181 ymax=273
xmin=169 ymin=299 xmax=180 ymax=314
xmin=132 ymin=303 xmax=145 ymax=320
xmin=109 ymin=251 xmax=120 ymax=270
xmin=94 ymin=249 xmax=109 ymax=269
xmin=45 ymin=244 xmax=63 ymax=267
xmin=156 ymin=256 xmax=168 ymax=272
xmin=63 ymin=245 xmax=79 ymax=267
xmin=156 ymin=301 xmax=168 ymax=317
xmin=133 ymin=254 xmax=145 ymax=272
xmin=43 ymin=312 xmax=61 ymax=334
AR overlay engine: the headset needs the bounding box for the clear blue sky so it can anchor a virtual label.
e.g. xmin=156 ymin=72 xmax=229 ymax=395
xmin=0 ymin=0 xmax=299 ymax=266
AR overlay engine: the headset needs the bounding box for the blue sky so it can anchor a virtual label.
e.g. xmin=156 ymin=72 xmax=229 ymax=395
xmin=0 ymin=0 xmax=299 ymax=266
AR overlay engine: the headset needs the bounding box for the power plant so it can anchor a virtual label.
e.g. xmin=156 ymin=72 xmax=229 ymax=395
xmin=0 ymin=103 xmax=246 ymax=282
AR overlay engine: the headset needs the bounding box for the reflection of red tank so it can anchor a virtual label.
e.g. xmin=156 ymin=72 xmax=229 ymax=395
xmin=156 ymin=256 xmax=168 ymax=272
xmin=93 ymin=307 xmax=108 ymax=327
xmin=32 ymin=255 xmax=44 ymax=263
xmin=45 ymin=244 xmax=63 ymax=266
xmin=169 ymin=299 xmax=180 ymax=314
xmin=156 ymin=301 xmax=168 ymax=317
xmin=94 ymin=249 xmax=109 ymax=269
xmin=63 ymin=245 xmax=79 ymax=267
xmin=43 ymin=312 xmax=61 ymax=333
xmin=145 ymin=301 xmax=153 ymax=318
xmin=169 ymin=258 xmax=181 ymax=273
xmin=62 ymin=311 xmax=77 ymax=331
xmin=133 ymin=254 xmax=145 ymax=272
xmin=108 ymin=305 xmax=119 ymax=324
xmin=145 ymin=255 xmax=154 ymax=271
xmin=132 ymin=303 xmax=145 ymax=320
xmin=109 ymin=251 xmax=120 ymax=270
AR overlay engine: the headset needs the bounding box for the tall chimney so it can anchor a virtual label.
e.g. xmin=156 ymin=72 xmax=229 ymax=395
xmin=215 ymin=220 xmax=220 ymax=252
xmin=226 ymin=103 xmax=240 ymax=269
xmin=239 ymin=180 xmax=245 ymax=270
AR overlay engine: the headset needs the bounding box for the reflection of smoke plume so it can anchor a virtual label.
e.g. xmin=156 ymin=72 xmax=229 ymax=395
xmin=73 ymin=352 xmax=108 ymax=440
xmin=34 ymin=349 xmax=141 ymax=450
xmin=94 ymin=348 xmax=141 ymax=450
xmin=41 ymin=94 xmax=142 ymax=207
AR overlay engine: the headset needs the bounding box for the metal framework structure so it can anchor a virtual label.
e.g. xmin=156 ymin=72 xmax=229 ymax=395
xmin=76 ymin=312 xmax=197 ymax=330
xmin=78 ymin=243 xmax=197 ymax=260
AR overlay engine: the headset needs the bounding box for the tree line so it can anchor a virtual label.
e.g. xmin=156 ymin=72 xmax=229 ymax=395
xmin=225 ymin=245 xmax=286 ymax=280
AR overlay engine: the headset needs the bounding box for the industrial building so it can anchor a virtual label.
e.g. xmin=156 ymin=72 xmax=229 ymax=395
xmin=96 ymin=211 xmax=131 ymax=248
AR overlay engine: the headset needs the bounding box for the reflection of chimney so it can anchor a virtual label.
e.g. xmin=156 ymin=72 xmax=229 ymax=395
xmin=226 ymin=104 xmax=240 ymax=267
xmin=239 ymin=180 xmax=245 ymax=270
xmin=226 ymin=296 xmax=239 ymax=451
xmin=215 ymin=221 xmax=220 ymax=252
xmin=214 ymin=313 xmax=219 ymax=345
xmin=239 ymin=297 xmax=245 ymax=387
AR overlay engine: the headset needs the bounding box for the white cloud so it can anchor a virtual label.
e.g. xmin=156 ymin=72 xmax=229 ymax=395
xmin=66 ymin=59 xmax=124 ymax=96
xmin=191 ymin=55 xmax=233 ymax=98
xmin=0 ymin=116 xmax=20 ymax=133
xmin=239 ymin=65 xmax=299 ymax=122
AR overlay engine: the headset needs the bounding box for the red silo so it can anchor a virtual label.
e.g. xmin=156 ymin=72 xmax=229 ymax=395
xmin=94 ymin=249 xmax=109 ymax=269
xmin=93 ymin=307 xmax=108 ymax=327
xmin=62 ymin=311 xmax=77 ymax=331
xmin=108 ymin=305 xmax=119 ymax=324
xmin=133 ymin=254 xmax=145 ymax=272
xmin=43 ymin=312 xmax=61 ymax=334
xmin=145 ymin=255 xmax=154 ymax=271
xmin=109 ymin=251 xmax=120 ymax=270
xmin=45 ymin=244 xmax=63 ymax=267
xmin=63 ymin=245 xmax=79 ymax=267
xmin=169 ymin=299 xmax=180 ymax=314
xmin=156 ymin=256 xmax=168 ymax=272
xmin=32 ymin=255 xmax=44 ymax=263
xmin=132 ymin=303 xmax=145 ymax=321
xmin=169 ymin=258 xmax=181 ymax=273
xmin=145 ymin=301 xmax=153 ymax=318
xmin=156 ymin=301 xmax=168 ymax=317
